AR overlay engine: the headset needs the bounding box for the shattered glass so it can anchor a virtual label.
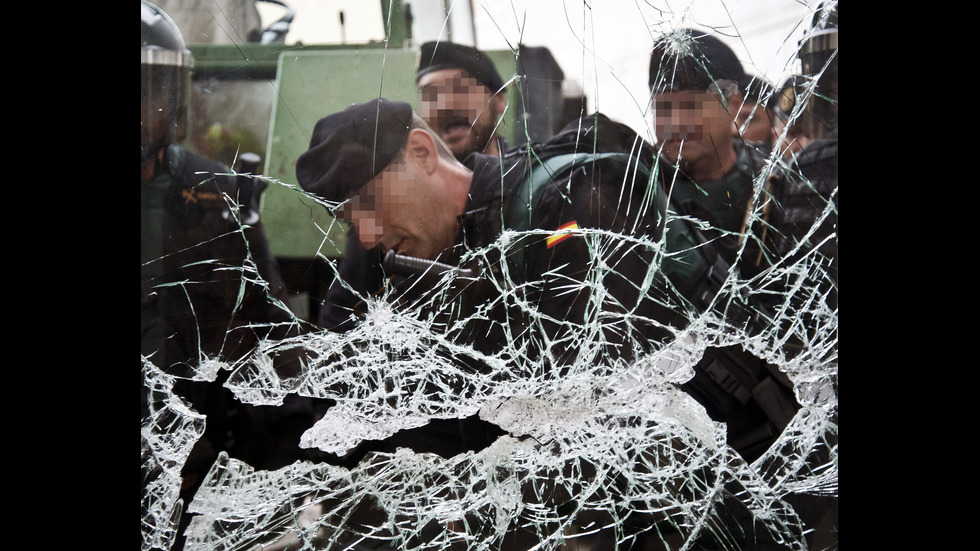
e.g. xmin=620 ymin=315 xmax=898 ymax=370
xmin=142 ymin=1 xmax=837 ymax=550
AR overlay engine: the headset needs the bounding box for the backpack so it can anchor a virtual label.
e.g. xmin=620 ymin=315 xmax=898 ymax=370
xmin=500 ymin=113 xmax=664 ymax=272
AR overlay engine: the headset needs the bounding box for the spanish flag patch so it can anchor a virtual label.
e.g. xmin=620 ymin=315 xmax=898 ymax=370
xmin=546 ymin=221 xmax=580 ymax=248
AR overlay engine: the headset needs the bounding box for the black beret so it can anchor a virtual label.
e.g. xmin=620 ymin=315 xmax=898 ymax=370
xmin=416 ymin=41 xmax=505 ymax=93
xmin=296 ymin=99 xmax=413 ymax=204
xmin=649 ymin=29 xmax=747 ymax=94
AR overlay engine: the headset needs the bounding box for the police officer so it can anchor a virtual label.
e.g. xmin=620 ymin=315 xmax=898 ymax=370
xmin=740 ymin=12 xmax=838 ymax=549
xmin=798 ymin=5 xmax=838 ymax=143
xmin=318 ymin=42 xmax=513 ymax=332
xmin=746 ymin=5 xmax=838 ymax=306
xmin=647 ymin=29 xmax=810 ymax=468
xmin=291 ymin=97 xmax=693 ymax=550
xmin=416 ymin=41 xmax=509 ymax=159
xmin=648 ymin=29 xmax=762 ymax=235
xmin=141 ymin=4 xmax=308 ymax=548
xmin=296 ymin=98 xmax=681 ymax=446
xmin=734 ymin=75 xmax=777 ymax=146
xmin=771 ymin=75 xmax=812 ymax=158
xmin=141 ymin=1 xmax=292 ymax=371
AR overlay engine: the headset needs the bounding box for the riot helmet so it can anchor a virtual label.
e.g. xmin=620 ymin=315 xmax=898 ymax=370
xmin=141 ymin=1 xmax=192 ymax=164
xmin=770 ymin=75 xmax=814 ymax=157
xmin=798 ymin=2 xmax=838 ymax=140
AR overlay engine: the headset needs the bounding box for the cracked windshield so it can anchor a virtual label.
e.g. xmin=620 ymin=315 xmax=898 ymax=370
xmin=141 ymin=0 xmax=837 ymax=549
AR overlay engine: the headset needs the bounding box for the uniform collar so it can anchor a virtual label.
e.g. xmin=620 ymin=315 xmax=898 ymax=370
xmin=456 ymin=152 xmax=514 ymax=251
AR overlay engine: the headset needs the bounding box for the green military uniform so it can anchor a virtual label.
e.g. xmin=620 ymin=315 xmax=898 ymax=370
xmin=665 ymin=143 xmax=758 ymax=235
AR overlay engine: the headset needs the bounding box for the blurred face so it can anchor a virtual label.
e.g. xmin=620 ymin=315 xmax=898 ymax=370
xmin=418 ymin=68 xmax=500 ymax=159
xmin=342 ymin=159 xmax=459 ymax=261
xmin=734 ymin=98 xmax=774 ymax=143
xmin=652 ymin=91 xmax=736 ymax=168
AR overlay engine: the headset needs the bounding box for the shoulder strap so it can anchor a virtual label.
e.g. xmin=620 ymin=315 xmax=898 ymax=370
xmin=503 ymin=151 xmax=650 ymax=272
xmin=505 ymin=152 xmax=645 ymax=231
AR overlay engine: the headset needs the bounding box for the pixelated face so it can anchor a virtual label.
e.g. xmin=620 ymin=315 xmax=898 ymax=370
xmin=652 ymin=91 xmax=735 ymax=166
xmin=418 ymin=68 xmax=500 ymax=159
xmin=734 ymin=99 xmax=774 ymax=143
xmin=341 ymin=159 xmax=459 ymax=261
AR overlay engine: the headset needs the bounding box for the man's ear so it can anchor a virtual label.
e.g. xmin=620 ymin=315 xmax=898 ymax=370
xmin=405 ymin=128 xmax=438 ymax=175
